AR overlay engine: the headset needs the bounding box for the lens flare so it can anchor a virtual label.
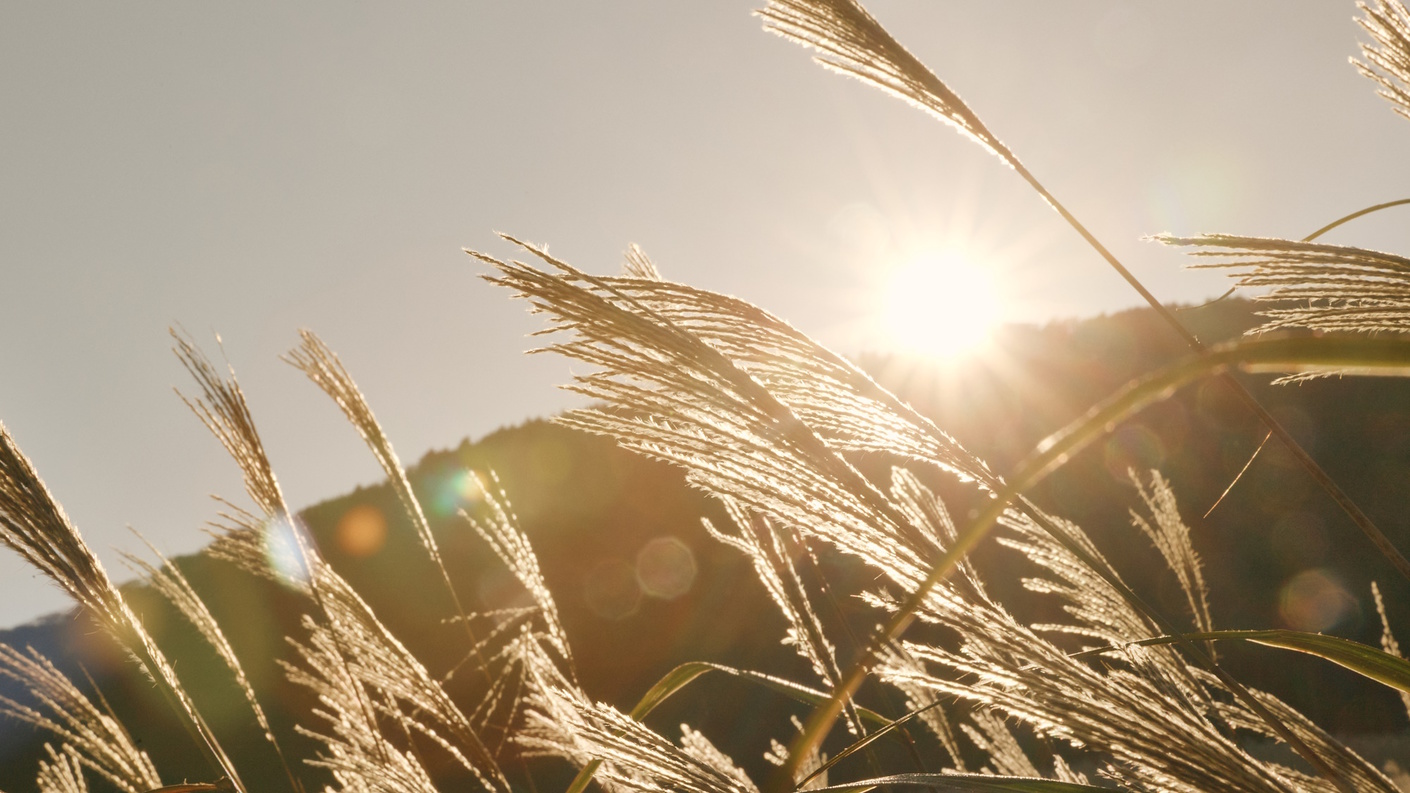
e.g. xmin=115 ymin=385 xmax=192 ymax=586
xmin=336 ymin=504 xmax=387 ymax=558
xmin=430 ymin=469 xmax=485 ymax=517
xmin=583 ymin=559 xmax=641 ymax=620
xmin=1279 ymin=568 xmax=1356 ymax=632
xmin=635 ymin=536 xmax=697 ymax=600
xmin=264 ymin=514 xmax=314 ymax=587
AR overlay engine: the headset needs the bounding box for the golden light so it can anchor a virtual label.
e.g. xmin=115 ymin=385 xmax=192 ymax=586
xmin=881 ymin=250 xmax=1001 ymax=361
xmin=336 ymin=504 xmax=388 ymax=558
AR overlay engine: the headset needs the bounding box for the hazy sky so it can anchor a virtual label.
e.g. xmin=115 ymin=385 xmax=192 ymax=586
xmin=2 ymin=1 xmax=1408 ymax=628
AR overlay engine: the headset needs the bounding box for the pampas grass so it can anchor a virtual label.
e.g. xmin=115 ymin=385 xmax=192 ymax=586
xmin=3 ymin=2 xmax=1410 ymax=793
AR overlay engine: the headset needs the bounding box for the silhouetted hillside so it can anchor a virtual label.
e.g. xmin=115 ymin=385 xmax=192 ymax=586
xmin=4 ymin=297 xmax=1409 ymax=789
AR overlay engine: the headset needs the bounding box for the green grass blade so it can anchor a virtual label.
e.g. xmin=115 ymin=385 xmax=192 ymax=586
xmin=796 ymin=702 xmax=943 ymax=790
xmin=1028 ymin=335 xmax=1410 ymax=484
xmin=807 ymin=773 xmax=1107 ymax=793
xmin=626 ymin=661 xmax=716 ymax=720
xmin=1075 ymin=630 xmax=1410 ymax=695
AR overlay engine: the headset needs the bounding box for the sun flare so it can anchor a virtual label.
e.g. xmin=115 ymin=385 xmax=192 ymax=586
xmin=882 ymin=250 xmax=1001 ymax=361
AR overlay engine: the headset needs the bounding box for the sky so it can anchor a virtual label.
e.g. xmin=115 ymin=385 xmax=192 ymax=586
xmin=1 ymin=1 xmax=1408 ymax=628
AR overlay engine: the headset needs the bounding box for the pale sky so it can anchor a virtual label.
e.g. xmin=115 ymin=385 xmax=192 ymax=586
xmin=2 ymin=1 xmax=1407 ymax=628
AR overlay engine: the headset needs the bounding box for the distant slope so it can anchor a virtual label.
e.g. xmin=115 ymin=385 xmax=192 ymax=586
xmin=4 ymin=297 xmax=1409 ymax=789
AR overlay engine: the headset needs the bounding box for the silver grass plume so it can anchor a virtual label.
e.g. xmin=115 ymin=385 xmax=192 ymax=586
xmin=178 ymin=331 xmax=509 ymax=790
xmin=998 ymin=504 xmax=1158 ymax=650
xmin=478 ymin=237 xmax=994 ymax=488
xmin=0 ymin=645 xmax=161 ymax=793
xmin=173 ymin=331 xmax=305 ymax=586
xmin=678 ymin=725 xmax=759 ymax=793
xmin=960 ymin=710 xmax=1043 ymax=779
xmin=527 ymin=245 xmax=997 ymax=488
xmin=0 ymin=423 xmax=243 ymax=790
xmin=877 ymin=472 xmax=1388 ymax=790
xmin=622 ymin=243 xmax=662 ymax=281
xmin=1129 ymin=470 xmax=1214 ymax=638
xmin=172 ymin=330 xmax=285 ymax=519
xmin=516 ymin=664 xmax=758 ymax=793
xmin=120 ymin=538 xmax=293 ymax=780
xmin=483 ymin=237 xmax=1386 ymax=791
xmin=876 ymin=644 xmax=966 ymax=772
xmin=762 ymin=717 xmax=827 ymax=790
xmin=462 ymin=471 xmax=575 ymax=679
xmin=887 ymin=468 xmax=985 ymax=599
xmin=873 ymin=496 xmax=1361 ymax=792
xmin=1356 ymin=0 xmax=1410 ymax=121
xmin=757 ymin=0 xmax=1011 ymax=163
xmin=476 ymin=238 xmax=987 ymax=597
xmin=703 ymin=499 xmax=839 ymax=694
xmin=283 ymin=622 xmax=440 ymax=793
xmin=284 ymin=330 xmax=485 ymax=677
xmin=456 ymin=472 xmax=582 ymax=754
xmin=36 ymin=744 xmax=89 ymax=793
xmin=486 ymin=238 xmax=1298 ymax=787
xmin=1155 ymin=234 xmax=1410 ymax=336
xmin=175 ymin=332 xmax=492 ymax=791
xmin=202 ymin=498 xmax=286 ymax=584
xmin=0 ymin=423 xmax=129 ymax=620
xmin=884 ymin=623 xmax=1308 ymax=792
xmin=286 ymin=566 xmax=511 ymax=793
xmin=1208 ymin=676 xmax=1401 ymax=793
xmin=1372 ymin=582 xmax=1410 ymax=722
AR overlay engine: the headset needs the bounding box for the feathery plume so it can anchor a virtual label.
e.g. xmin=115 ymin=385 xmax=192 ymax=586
xmin=960 ymin=710 xmax=1042 ymax=779
xmin=284 ymin=624 xmax=440 ymax=793
xmin=757 ymin=0 xmax=1010 ymax=162
xmin=872 ymin=489 xmax=1378 ymax=792
xmin=36 ymin=745 xmax=89 ymax=793
xmin=476 ymin=238 xmax=984 ymax=600
xmin=0 ymin=645 xmax=161 ymax=793
xmin=172 ymin=329 xmax=286 ymax=518
xmin=1372 ymin=582 xmax=1410 ymax=722
xmin=622 ymin=243 xmax=662 ymax=281
xmin=285 ymin=329 xmax=486 ymax=677
xmin=0 ymin=424 xmax=243 ymax=790
xmin=1129 ymin=471 xmax=1214 ymax=637
xmin=518 ymin=678 xmax=758 ymax=793
xmin=1356 ymin=0 xmax=1410 ymax=120
xmin=763 ymin=716 xmax=828 ymax=790
xmin=1156 ymin=234 xmax=1410 ymax=337
xmin=287 ymin=567 xmax=511 ymax=793
xmin=121 ymin=538 xmax=295 ymax=785
xmin=704 ymin=499 xmax=838 ymax=690
xmin=462 ymin=471 xmax=575 ymax=678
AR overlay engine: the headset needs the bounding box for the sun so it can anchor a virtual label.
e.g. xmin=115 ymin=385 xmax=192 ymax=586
xmin=881 ymin=250 xmax=1001 ymax=361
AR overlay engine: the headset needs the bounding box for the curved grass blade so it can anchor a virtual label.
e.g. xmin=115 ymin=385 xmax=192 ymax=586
xmin=785 ymin=334 xmax=1410 ymax=793
xmin=1029 ymin=335 xmax=1410 ymax=482
xmin=1074 ymin=629 xmax=1410 ymax=696
xmin=795 ymin=701 xmax=943 ymax=790
xmin=804 ymin=773 xmax=1106 ymax=793
xmin=1302 ymin=197 xmax=1410 ymax=242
